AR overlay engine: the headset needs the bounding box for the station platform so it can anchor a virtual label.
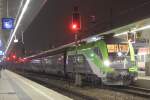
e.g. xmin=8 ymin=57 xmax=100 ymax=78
xmin=134 ymin=71 xmax=150 ymax=89
xmin=0 ymin=70 xmax=72 ymax=100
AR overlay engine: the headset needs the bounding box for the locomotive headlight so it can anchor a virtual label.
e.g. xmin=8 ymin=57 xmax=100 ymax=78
xmin=117 ymin=52 xmax=122 ymax=57
xmin=104 ymin=60 xmax=110 ymax=66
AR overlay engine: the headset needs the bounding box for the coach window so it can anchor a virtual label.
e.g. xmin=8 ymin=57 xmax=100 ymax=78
xmin=67 ymin=55 xmax=75 ymax=64
xmin=46 ymin=57 xmax=52 ymax=65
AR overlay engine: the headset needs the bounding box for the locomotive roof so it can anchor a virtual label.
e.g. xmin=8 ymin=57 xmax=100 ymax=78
xmin=24 ymin=40 xmax=104 ymax=60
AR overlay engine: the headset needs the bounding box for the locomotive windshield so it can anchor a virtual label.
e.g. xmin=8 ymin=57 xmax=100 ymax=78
xmin=107 ymin=43 xmax=129 ymax=62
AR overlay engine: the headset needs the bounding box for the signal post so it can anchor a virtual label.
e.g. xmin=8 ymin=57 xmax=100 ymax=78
xmin=71 ymin=6 xmax=82 ymax=86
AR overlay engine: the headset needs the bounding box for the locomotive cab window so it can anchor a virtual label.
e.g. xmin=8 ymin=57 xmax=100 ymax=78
xmin=93 ymin=47 xmax=103 ymax=59
xmin=107 ymin=44 xmax=129 ymax=62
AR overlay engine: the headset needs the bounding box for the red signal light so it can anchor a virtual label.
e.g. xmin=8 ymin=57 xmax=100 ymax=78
xmin=71 ymin=7 xmax=81 ymax=31
xmin=12 ymin=55 xmax=16 ymax=59
xmin=72 ymin=24 xmax=77 ymax=29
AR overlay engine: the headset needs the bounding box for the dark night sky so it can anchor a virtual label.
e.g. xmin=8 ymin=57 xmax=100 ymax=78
xmin=23 ymin=0 xmax=150 ymax=52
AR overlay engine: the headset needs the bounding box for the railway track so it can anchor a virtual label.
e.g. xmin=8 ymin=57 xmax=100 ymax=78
xmin=104 ymin=85 xmax=150 ymax=98
xmin=14 ymin=70 xmax=150 ymax=100
xmin=128 ymin=85 xmax=150 ymax=93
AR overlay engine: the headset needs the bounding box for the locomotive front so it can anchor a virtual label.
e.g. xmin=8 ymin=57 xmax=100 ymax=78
xmin=104 ymin=40 xmax=138 ymax=85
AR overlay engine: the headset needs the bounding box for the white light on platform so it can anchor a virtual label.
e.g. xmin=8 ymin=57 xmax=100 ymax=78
xmin=14 ymin=39 xmax=18 ymax=43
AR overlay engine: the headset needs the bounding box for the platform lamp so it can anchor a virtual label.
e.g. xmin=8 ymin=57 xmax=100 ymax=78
xmin=14 ymin=35 xmax=18 ymax=43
